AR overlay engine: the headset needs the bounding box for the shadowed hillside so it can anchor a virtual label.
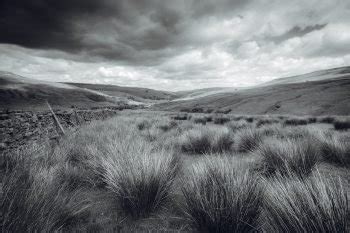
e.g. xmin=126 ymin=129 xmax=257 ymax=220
xmin=0 ymin=72 xmax=123 ymax=110
xmin=155 ymin=67 xmax=350 ymax=115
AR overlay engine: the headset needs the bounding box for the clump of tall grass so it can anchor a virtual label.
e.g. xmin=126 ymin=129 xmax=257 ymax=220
xmin=215 ymin=109 xmax=232 ymax=114
xmin=136 ymin=119 xmax=152 ymax=131
xmin=317 ymin=132 xmax=350 ymax=166
xmin=256 ymin=137 xmax=319 ymax=177
xmin=179 ymin=125 xmax=234 ymax=154
xmin=256 ymin=118 xmax=280 ymax=127
xmin=1 ymin=156 xmax=91 ymax=232
xmin=193 ymin=117 xmax=207 ymax=125
xmin=213 ymin=116 xmax=230 ymax=124
xmin=172 ymin=114 xmax=188 ymax=120
xmin=283 ymin=117 xmax=308 ymax=126
xmin=244 ymin=116 xmax=254 ymax=123
xmin=100 ymin=141 xmax=179 ymax=220
xmin=157 ymin=120 xmax=178 ymax=132
xmin=256 ymin=124 xmax=285 ymax=138
xmin=57 ymin=119 xmax=180 ymax=221
xmin=235 ymin=127 xmax=264 ymax=152
xmin=204 ymin=115 xmax=213 ymax=122
xmin=262 ymin=173 xmax=349 ymax=232
xmin=273 ymin=126 xmax=319 ymax=141
xmin=226 ymin=120 xmax=249 ymax=132
xmin=181 ymin=157 xmax=263 ymax=233
xmin=334 ymin=119 xmax=350 ymax=131
xmin=307 ymin=117 xmax=317 ymax=124
xmin=318 ymin=116 xmax=335 ymax=124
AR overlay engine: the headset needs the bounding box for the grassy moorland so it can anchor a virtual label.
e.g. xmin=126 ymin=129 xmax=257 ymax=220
xmin=1 ymin=111 xmax=350 ymax=232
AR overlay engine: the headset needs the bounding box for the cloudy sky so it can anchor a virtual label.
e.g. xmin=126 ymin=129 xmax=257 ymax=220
xmin=1 ymin=0 xmax=350 ymax=91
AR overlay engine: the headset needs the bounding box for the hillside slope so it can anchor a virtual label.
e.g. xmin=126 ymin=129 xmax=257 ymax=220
xmin=155 ymin=69 xmax=350 ymax=115
xmin=174 ymin=87 xmax=242 ymax=101
xmin=66 ymin=83 xmax=178 ymax=102
xmin=261 ymin=66 xmax=350 ymax=86
xmin=0 ymin=72 xmax=125 ymax=110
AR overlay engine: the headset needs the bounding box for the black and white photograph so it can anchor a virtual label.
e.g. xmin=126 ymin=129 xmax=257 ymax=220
xmin=1 ymin=0 xmax=350 ymax=232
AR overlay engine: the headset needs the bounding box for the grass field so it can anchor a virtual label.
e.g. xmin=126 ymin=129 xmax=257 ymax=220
xmin=1 ymin=111 xmax=350 ymax=232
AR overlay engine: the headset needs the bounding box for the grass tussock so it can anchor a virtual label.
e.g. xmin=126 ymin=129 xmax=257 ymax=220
xmin=193 ymin=117 xmax=207 ymax=125
xmin=61 ymin=120 xmax=180 ymax=220
xmin=256 ymin=137 xmax=319 ymax=177
xmin=235 ymin=127 xmax=264 ymax=153
xmin=1 ymin=156 xmax=91 ymax=232
xmin=136 ymin=119 xmax=152 ymax=131
xmin=172 ymin=114 xmax=188 ymax=121
xmin=157 ymin=120 xmax=178 ymax=132
xmin=318 ymin=116 xmax=335 ymax=124
xmin=317 ymin=132 xmax=350 ymax=166
xmin=256 ymin=118 xmax=280 ymax=127
xmin=283 ymin=117 xmax=309 ymax=126
xmin=244 ymin=116 xmax=254 ymax=123
xmin=100 ymin=145 xmax=179 ymax=220
xmin=334 ymin=119 xmax=350 ymax=131
xmin=179 ymin=125 xmax=234 ymax=154
xmin=181 ymin=157 xmax=263 ymax=233
xmin=263 ymin=173 xmax=349 ymax=233
xmin=213 ymin=116 xmax=230 ymax=125
xmin=226 ymin=120 xmax=249 ymax=132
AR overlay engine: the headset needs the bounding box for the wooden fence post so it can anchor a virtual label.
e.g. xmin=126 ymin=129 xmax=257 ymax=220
xmin=46 ymin=101 xmax=65 ymax=136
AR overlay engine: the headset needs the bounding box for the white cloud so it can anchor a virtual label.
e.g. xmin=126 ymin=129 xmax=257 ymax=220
xmin=237 ymin=41 xmax=260 ymax=58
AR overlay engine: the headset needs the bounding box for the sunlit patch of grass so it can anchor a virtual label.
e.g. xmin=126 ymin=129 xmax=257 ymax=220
xmin=262 ymin=172 xmax=349 ymax=232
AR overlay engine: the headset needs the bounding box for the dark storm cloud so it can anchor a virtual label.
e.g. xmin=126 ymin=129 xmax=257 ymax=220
xmin=271 ymin=24 xmax=327 ymax=44
xmin=0 ymin=0 xmax=110 ymax=50
xmin=0 ymin=0 xmax=252 ymax=64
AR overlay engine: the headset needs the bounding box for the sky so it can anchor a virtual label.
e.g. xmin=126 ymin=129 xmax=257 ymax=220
xmin=1 ymin=0 xmax=350 ymax=91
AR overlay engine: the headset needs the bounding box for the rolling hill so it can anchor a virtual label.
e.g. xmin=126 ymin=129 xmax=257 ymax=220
xmin=261 ymin=66 xmax=350 ymax=86
xmin=0 ymin=72 xmax=124 ymax=110
xmin=66 ymin=83 xmax=178 ymax=102
xmin=174 ymin=87 xmax=242 ymax=101
xmin=0 ymin=71 xmax=181 ymax=111
xmin=155 ymin=67 xmax=350 ymax=115
xmin=2 ymin=66 xmax=350 ymax=115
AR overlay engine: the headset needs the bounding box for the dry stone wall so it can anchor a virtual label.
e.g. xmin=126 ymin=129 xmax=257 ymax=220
xmin=0 ymin=108 xmax=120 ymax=153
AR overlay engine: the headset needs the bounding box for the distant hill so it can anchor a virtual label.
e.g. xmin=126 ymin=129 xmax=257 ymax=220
xmin=174 ymin=87 xmax=242 ymax=101
xmin=66 ymin=83 xmax=178 ymax=102
xmin=155 ymin=67 xmax=350 ymax=115
xmin=261 ymin=66 xmax=350 ymax=86
xmin=0 ymin=72 xmax=125 ymax=110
